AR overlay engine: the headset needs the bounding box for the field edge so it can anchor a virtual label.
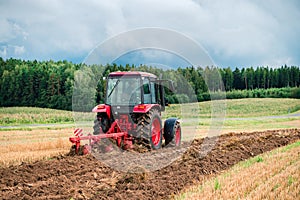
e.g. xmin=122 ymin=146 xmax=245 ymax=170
xmin=174 ymin=140 xmax=300 ymax=200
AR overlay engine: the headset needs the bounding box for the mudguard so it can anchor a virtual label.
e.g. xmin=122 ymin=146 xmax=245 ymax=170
xmin=92 ymin=104 xmax=111 ymax=118
xmin=133 ymin=104 xmax=160 ymax=113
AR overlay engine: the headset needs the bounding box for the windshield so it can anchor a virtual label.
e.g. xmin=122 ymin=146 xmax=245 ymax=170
xmin=106 ymin=76 xmax=142 ymax=106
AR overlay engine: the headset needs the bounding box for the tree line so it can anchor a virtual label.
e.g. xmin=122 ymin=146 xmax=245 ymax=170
xmin=0 ymin=57 xmax=299 ymax=111
xmin=221 ymin=66 xmax=300 ymax=91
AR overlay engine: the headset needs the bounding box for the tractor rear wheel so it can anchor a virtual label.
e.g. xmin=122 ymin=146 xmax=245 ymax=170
xmin=136 ymin=109 xmax=162 ymax=150
xmin=93 ymin=114 xmax=114 ymax=152
xmin=93 ymin=118 xmax=101 ymax=135
xmin=93 ymin=114 xmax=110 ymax=135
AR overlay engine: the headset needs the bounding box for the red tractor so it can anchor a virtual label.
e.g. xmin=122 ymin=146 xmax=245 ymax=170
xmin=69 ymin=71 xmax=181 ymax=154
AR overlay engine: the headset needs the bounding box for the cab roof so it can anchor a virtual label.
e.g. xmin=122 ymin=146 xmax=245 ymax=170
xmin=108 ymin=71 xmax=157 ymax=79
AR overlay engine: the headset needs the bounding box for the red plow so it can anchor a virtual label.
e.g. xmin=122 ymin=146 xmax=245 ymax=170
xmin=69 ymin=120 xmax=134 ymax=155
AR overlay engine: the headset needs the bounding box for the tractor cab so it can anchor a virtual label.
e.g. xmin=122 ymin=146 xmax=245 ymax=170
xmin=105 ymin=71 xmax=167 ymax=112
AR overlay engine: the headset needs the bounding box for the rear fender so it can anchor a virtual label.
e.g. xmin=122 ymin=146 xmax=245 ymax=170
xmin=133 ymin=104 xmax=160 ymax=113
xmin=92 ymin=104 xmax=111 ymax=118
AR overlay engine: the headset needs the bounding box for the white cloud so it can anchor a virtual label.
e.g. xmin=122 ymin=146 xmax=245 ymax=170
xmin=0 ymin=0 xmax=127 ymax=60
xmin=0 ymin=18 xmax=28 ymax=43
xmin=14 ymin=45 xmax=25 ymax=55
xmin=0 ymin=19 xmax=14 ymax=42
xmin=0 ymin=45 xmax=25 ymax=59
xmin=0 ymin=46 xmax=7 ymax=58
xmin=0 ymin=0 xmax=299 ymax=67
xmin=0 ymin=45 xmax=26 ymax=59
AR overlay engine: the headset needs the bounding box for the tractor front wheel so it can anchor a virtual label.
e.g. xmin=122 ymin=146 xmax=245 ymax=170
xmin=164 ymin=120 xmax=181 ymax=147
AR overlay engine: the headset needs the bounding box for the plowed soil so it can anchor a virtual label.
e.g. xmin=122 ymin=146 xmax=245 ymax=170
xmin=1 ymin=129 xmax=299 ymax=200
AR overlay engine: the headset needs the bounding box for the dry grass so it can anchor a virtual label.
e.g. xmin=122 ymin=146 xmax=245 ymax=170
xmin=0 ymin=128 xmax=73 ymax=167
xmin=175 ymin=141 xmax=300 ymax=200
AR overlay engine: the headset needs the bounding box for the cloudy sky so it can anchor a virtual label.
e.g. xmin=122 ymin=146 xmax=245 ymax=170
xmin=1 ymin=0 xmax=300 ymax=68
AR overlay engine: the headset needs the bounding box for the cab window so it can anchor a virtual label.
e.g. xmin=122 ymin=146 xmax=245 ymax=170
xmin=143 ymin=78 xmax=151 ymax=104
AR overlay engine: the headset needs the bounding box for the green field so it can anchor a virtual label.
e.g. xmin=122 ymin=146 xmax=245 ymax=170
xmin=1 ymin=98 xmax=300 ymax=127
xmin=164 ymin=98 xmax=300 ymax=119
xmin=0 ymin=107 xmax=74 ymax=125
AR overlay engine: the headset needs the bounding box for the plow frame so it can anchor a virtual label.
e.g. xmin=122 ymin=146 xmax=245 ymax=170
xmin=69 ymin=120 xmax=133 ymax=154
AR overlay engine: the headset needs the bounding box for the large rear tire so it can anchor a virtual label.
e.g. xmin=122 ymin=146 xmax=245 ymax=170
xmin=93 ymin=113 xmax=110 ymax=135
xmin=136 ymin=109 xmax=162 ymax=150
xmin=93 ymin=114 xmax=113 ymax=153
xmin=93 ymin=118 xmax=101 ymax=135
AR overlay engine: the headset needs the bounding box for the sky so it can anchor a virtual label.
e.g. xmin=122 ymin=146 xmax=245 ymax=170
xmin=0 ymin=0 xmax=300 ymax=68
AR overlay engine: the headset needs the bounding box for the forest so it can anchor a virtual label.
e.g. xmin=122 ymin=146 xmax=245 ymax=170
xmin=0 ymin=57 xmax=299 ymax=111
